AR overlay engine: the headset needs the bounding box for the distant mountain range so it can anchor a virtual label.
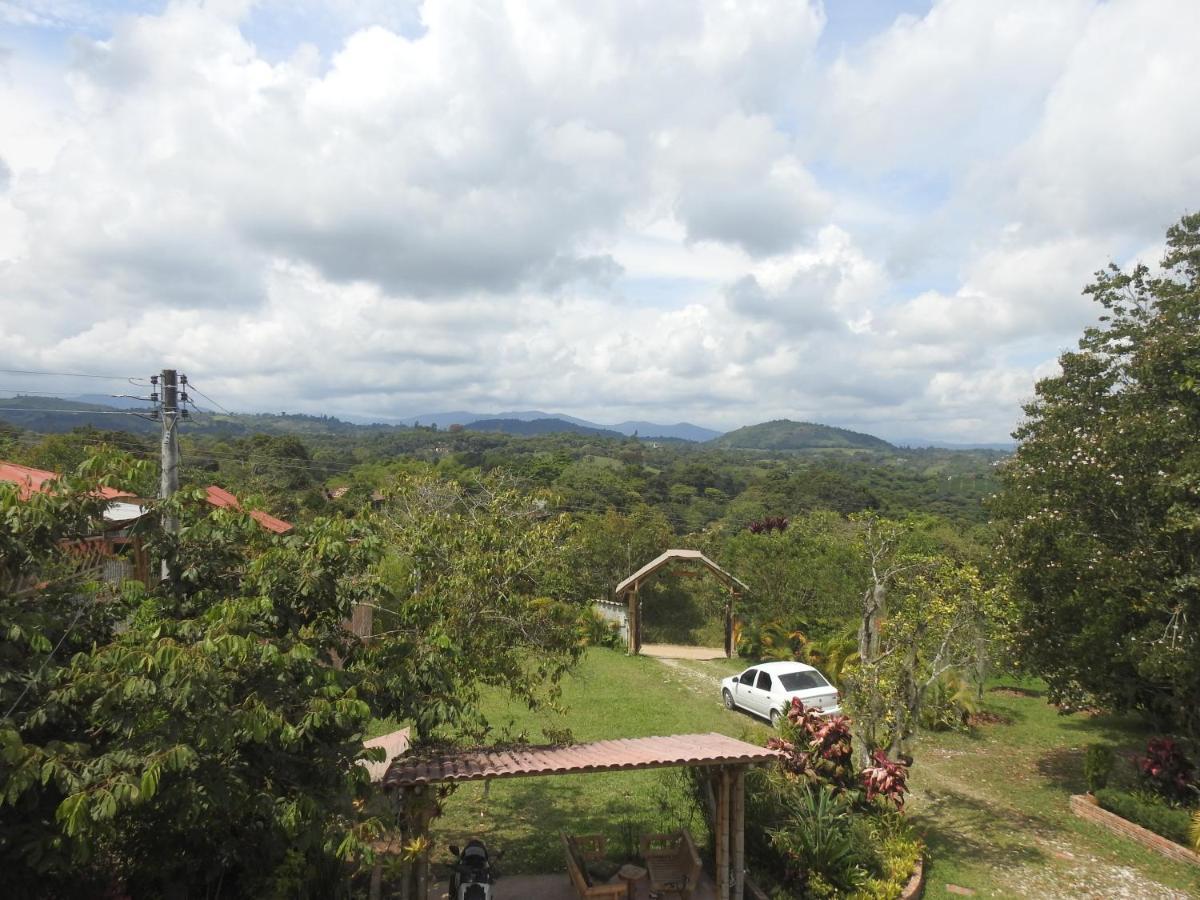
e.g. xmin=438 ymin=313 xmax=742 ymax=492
xmin=0 ymin=394 xmax=1008 ymax=454
xmin=461 ymin=418 xmax=624 ymax=438
xmin=711 ymin=420 xmax=895 ymax=452
xmin=394 ymin=409 xmax=720 ymax=441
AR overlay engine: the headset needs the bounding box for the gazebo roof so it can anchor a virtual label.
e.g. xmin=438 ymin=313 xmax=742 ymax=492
xmin=615 ymin=549 xmax=747 ymax=596
xmin=382 ymin=732 xmax=776 ymax=791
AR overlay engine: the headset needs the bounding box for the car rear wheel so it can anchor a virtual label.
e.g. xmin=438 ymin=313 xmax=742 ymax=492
xmin=722 ymin=689 xmax=735 ymax=710
xmin=769 ymin=707 xmax=782 ymax=728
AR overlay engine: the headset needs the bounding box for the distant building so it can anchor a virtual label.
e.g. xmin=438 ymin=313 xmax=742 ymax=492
xmin=0 ymin=460 xmax=151 ymax=583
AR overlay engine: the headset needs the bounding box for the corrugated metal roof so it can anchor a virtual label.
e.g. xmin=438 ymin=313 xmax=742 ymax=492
xmin=382 ymin=733 xmax=777 ymax=790
xmin=0 ymin=460 xmax=135 ymax=502
xmin=204 ymin=485 xmax=293 ymax=534
xmin=615 ymin=549 xmax=747 ymax=596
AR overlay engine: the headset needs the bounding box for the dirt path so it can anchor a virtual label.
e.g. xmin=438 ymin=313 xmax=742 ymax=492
xmin=640 ymin=643 xmax=728 ymax=660
xmin=910 ymin=746 xmax=1193 ymax=899
xmin=653 ymin=656 xmax=727 ymax=699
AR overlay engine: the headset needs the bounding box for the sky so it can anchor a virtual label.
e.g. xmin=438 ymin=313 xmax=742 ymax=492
xmin=0 ymin=0 xmax=1198 ymax=442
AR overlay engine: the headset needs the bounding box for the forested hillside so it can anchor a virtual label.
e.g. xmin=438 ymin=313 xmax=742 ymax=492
xmin=711 ymin=419 xmax=896 ymax=451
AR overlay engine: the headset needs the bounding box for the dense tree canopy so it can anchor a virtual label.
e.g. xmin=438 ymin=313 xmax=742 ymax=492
xmin=0 ymin=458 xmax=589 ymax=895
xmin=994 ymin=212 xmax=1200 ymax=737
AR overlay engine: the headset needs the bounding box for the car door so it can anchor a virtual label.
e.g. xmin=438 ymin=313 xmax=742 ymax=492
xmin=734 ymin=667 xmax=757 ymax=711
xmin=753 ymin=670 xmax=776 ymax=718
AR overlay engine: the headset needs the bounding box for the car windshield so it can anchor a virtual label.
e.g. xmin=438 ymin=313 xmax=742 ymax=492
xmin=778 ymin=670 xmax=829 ymax=692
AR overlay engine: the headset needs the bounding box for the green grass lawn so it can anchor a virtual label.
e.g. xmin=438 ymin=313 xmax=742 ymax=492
xmin=906 ymin=679 xmax=1200 ymax=898
xmin=424 ymin=649 xmax=760 ymax=874
xmin=386 ymin=653 xmax=1200 ymax=897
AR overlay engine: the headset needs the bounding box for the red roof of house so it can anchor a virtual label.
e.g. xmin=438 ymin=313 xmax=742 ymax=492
xmin=204 ymin=485 xmax=293 ymax=534
xmin=0 ymin=460 xmax=135 ymax=502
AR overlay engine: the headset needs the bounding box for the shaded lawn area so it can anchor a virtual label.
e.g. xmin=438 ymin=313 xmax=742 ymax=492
xmin=907 ymin=679 xmax=1200 ymax=899
xmin=421 ymin=649 xmax=762 ymax=875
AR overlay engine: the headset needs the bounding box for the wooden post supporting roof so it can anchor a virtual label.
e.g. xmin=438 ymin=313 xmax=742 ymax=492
xmin=614 ymin=550 xmax=747 ymax=657
xmin=732 ymin=767 xmax=746 ymax=900
xmin=716 ymin=767 xmax=732 ymax=900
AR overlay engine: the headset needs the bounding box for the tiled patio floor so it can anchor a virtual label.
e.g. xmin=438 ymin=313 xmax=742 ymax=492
xmin=429 ymin=871 xmax=718 ymax=899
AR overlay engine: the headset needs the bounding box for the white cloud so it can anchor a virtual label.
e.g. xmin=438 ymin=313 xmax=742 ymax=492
xmin=1 ymin=0 xmax=1198 ymax=443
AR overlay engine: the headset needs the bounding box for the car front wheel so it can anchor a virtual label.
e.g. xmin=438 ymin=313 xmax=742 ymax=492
xmin=722 ymin=689 xmax=735 ymax=710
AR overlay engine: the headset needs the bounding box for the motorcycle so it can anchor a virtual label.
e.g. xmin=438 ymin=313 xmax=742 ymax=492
xmin=447 ymin=839 xmax=502 ymax=900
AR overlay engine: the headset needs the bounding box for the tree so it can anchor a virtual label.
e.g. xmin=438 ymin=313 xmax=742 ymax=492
xmin=723 ymin=510 xmax=865 ymax=631
xmin=1 ymin=459 xmax=588 ymax=895
xmin=367 ymin=473 xmax=585 ymax=741
xmin=842 ymin=514 xmax=1011 ymax=763
xmin=994 ymin=212 xmax=1200 ymax=737
xmin=2 ymin=458 xmax=385 ymax=896
xmin=564 ymin=504 xmax=673 ymax=604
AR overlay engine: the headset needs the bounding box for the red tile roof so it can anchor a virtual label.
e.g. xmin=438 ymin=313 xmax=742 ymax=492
xmin=0 ymin=460 xmax=135 ymax=502
xmin=204 ymin=485 xmax=293 ymax=534
xmin=382 ymin=733 xmax=778 ymax=790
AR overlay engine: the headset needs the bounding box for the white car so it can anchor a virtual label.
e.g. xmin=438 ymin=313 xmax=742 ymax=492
xmin=721 ymin=661 xmax=841 ymax=727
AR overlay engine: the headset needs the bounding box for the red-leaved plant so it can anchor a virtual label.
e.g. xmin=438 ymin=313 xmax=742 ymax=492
xmin=767 ymin=698 xmax=856 ymax=792
xmin=860 ymin=750 xmax=910 ymax=810
xmin=1138 ymin=737 xmax=1196 ymax=802
xmin=747 ymin=516 xmax=789 ymax=534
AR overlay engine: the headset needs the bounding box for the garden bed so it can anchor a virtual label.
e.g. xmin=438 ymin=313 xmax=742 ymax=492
xmin=1069 ymin=794 xmax=1200 ymax=868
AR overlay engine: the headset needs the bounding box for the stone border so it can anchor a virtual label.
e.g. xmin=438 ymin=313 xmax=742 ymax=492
xmin=899 ymin=854 xmax=926 ymax=899
xmin=1070 ymin=794 xmax=1200 ymax=867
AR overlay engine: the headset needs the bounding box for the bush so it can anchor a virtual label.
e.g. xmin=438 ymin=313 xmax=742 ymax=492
xmin=854 ymin=811 xmax=923 ymax=900
xmin=768 ymin=698 xmax=858 ymax=792
xmin=1083 ymin=744 xmax=1116 ymax=793
xmin=860 ymin=752 xmax=909 ymax=810
xmin=1094 ymin=789 xmax=1193 ymax=846
xmin=919 ymin=671 xmax=979 ymax=732
xmin=1137 ymin=738 xmax=1196 ymax=802
xmin=768 ymin=785 xmax=874 ymax=896
xmin=582 ymin=609 xmax=624 ymax=649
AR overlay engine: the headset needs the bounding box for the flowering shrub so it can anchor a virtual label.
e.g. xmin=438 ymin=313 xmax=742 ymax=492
xmin=747 ymin=515 xmax=789 ymax=534
xmin=1138 ymin=738 xmax=1197 ymax=802
xmin=860 ymin=750 xmax=910 ymax=810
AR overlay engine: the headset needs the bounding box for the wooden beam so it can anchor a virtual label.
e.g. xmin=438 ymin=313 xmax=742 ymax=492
xmin=732 ymin=767 xmax=746 ymax=900
xmin=716 ymin=767 xmax=731 ymax=900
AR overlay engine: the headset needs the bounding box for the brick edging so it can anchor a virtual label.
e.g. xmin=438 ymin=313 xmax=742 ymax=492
xmin=1070 ymin=794 xmax=1200 ymax=868
xmin=899 ymin=854 xmax=925 ymax=899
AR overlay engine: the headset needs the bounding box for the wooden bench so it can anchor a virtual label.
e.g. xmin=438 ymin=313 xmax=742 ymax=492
xmin=562 ymin=833 xmax=627 ymax=899
xmin=639 ymin=830 xmax=702 ymax=900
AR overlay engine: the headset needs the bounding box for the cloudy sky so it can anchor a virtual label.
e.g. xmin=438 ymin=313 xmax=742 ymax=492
xmin=1 ymin=0 xmax=1197 ymax=442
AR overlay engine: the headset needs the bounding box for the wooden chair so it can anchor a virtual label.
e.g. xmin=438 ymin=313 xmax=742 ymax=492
xmin=562 ymin=832 xmax=627 ymax=899
xmin=639 ymin=830 xmax=702 ymax=900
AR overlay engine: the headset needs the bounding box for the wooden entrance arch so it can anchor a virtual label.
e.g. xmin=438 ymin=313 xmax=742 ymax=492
xmin=615 ymin=550 xmax=746 ymax=657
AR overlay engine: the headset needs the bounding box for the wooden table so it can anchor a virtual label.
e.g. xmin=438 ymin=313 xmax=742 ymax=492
xmin=617 ymin=863 xmax=648 ymax=899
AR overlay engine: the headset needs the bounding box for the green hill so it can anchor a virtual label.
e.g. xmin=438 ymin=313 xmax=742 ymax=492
xmin=709 ymin=419 xmax=894 ymax=451
xmin=465 ymin=417 xmax=623 ymax=438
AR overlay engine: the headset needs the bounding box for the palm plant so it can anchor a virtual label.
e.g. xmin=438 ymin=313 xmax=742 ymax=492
xmin=803 ymin=629 xmax=859 ymax=688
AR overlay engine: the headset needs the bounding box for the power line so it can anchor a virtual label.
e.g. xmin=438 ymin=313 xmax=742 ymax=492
xmin=0 ymin=368 xmax=138 ymax=381
xmin=0 ymin=407 xmax=154 ymax=415
xmin=185 ymin=382 xmax=233 ymax=416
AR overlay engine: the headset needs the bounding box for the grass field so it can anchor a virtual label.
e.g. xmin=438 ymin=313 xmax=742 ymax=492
xmin=399 ymin=650 xmax=1199 ymax=897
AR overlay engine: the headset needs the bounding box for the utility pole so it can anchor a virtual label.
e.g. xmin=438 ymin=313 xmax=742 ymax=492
xmin=154 ymin=369 xmax=188 ymax=578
